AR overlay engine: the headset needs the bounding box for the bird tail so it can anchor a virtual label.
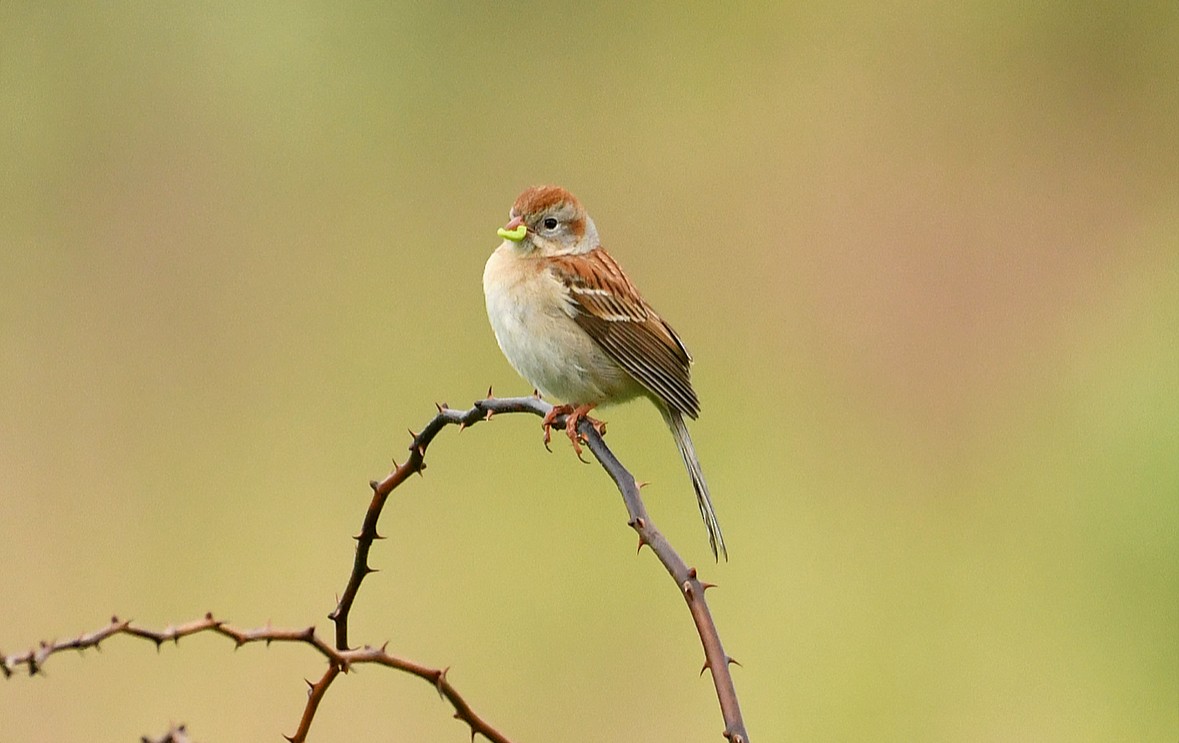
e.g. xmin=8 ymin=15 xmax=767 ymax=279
xmin=661 ymin=406 xmax=727 ymax=561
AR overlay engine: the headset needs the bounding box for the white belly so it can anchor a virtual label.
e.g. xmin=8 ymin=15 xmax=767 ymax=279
xmin=483 ymin=244 xmax=639 ymax=405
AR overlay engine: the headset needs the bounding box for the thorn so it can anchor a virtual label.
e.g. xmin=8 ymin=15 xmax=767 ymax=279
xmin=416 ymin=445 xmax=426 ymax=459
xmin=483 ymin=408 xmax=494 ymax=421
xmin=434 ymin=666 xmax=450 ymax=699
xmin=636 ymin=535 xmax=649 ymax=554
xmin=457 ymin=421 xmax=467 ymax=433
xmin=284 ymin=735 xmax=296 ymax=743
xmin=636 ymin=480 xmax=650 ymax=489
xmin=486 ymin=385 xmax=494 ymax=399
xmin=364 ymin=566 xmax=379 ymax=576
xmin=407 ymin=428 xmax=417 ymax=441
xmin=700 ymin=659 xmax=711 ymax=676
xmin=532 ymin=388 xmax=542 ymax=399
xmin=728 ymin=656 xmax=742 ymax=668
xmin=372 ymin=531 xmax=385 ymax=541
xmin=700 ymin=581 xmax=718 ymax=591
xmin=435 ymin=401 xmax=446 ymax=413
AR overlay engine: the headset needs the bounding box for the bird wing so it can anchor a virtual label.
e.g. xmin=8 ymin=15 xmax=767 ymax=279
xmin=546 ymin=248 xmax=700 ymax=418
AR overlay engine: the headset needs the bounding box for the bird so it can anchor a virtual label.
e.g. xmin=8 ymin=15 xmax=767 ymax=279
xmin=482 ymin=185 xmax=726 ymax=560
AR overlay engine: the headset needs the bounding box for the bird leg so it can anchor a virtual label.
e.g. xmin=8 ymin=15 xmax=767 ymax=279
xmin=564 ymin=403 xmax=605 ymax=462
xmin=541 ymin=403 xmax=606 ymax=460
xmin=541 ymin=404 xmax=573 ymax=452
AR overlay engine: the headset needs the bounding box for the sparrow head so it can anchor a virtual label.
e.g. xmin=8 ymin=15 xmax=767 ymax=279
xmin=497 ymin=185 xmax=599 ymax=256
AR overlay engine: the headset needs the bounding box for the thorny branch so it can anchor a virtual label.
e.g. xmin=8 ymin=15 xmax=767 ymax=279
xmin=0 ymin=614 xmax=507 ymax=743
xmin=3 ymin=393 xmax=748 ymax=743
xmin=344 ymin=394 xmax=749 ymax=743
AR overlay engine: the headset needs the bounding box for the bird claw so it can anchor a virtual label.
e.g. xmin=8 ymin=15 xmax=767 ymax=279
xmin=564 ymin=404 xmax=603 ymax=461
xmin=541 ymin=404 xmax=573 ymax=453
xmin=574 ymin=446 xmax=591 ymax=464
xmin=540 ymin=404 xmax=604 ymax=461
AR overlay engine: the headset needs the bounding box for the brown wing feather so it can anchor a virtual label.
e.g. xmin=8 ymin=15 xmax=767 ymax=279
xmin=546 ymin=249 xmax=701 ymax=418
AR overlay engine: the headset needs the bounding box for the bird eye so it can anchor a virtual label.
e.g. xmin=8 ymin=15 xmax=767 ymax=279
xmin=543 ymin=217 xmax=558 ymax=230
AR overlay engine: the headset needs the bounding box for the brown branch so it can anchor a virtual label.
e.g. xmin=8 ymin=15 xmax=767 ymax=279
xmin=286 ymin=664 xmax=339 ymax=743
xmin=4 ymin=392 xmax=748 ymax=742
xmin=582 ymin=427 xmax=749 ymax=743
xmin=1 ymin=613 xmax=509 ymax=743
xmin=330 ymin=392 xmax=538 ymax=651
xmin=338 ymin=394 xmax=750 ymax=742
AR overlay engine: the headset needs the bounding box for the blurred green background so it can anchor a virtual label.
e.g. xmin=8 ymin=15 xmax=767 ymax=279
xmin=2 ymin=2 xmax=1176 ymax=741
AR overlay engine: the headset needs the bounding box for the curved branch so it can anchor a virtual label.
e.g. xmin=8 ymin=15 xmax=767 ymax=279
xmin=330 ymin=393 xmax=545 ymax=651
xmin=583 ymin=428 xmax=749 ymax=742
xmin=5 ymin=393 xmax=748 ymax=742
xmin=0 ymin=614 xmax=510 ymax=743
xmin=338 ymin=394 xmax=750 ymax=742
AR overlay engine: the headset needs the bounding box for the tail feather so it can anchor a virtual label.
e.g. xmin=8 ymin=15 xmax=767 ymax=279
xmin=661 ymin=406 xmax=727 ymax=561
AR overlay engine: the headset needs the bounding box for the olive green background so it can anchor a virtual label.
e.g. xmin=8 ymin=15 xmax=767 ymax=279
xmin=2 ymin=3 xmax=1176 ymax=741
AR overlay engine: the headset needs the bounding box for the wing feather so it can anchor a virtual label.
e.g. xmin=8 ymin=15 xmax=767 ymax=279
xmin=547 ymin=249 xmax=701 ymax=418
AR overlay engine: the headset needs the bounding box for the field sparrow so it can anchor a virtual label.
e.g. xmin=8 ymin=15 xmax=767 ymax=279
xmin=482 ymin=185 xmax=726 ymax=560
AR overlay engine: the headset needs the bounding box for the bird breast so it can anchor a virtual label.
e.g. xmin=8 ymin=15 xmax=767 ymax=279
xmin=483 ymin=244 xmax=640 ymax=406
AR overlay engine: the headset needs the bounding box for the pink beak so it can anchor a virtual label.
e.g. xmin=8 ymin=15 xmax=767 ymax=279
xmin=503 ymin=215 xmax=524 ymax=231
